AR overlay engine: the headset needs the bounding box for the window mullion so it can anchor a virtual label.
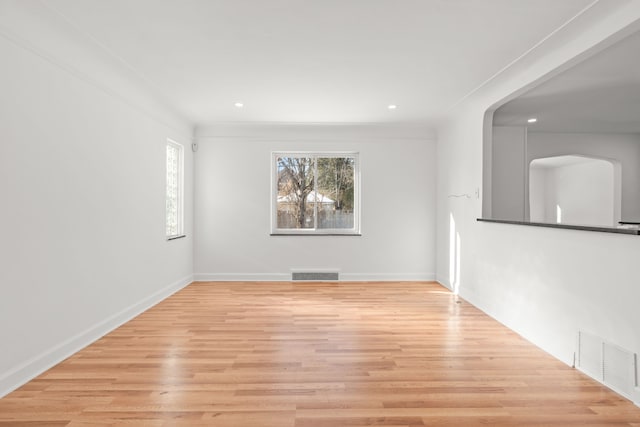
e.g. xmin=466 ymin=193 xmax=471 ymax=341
xmin=313 ymin=155 xmax=318 ymax=230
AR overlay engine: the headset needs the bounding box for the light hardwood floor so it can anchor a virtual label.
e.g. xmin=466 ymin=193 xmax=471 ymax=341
xmin=1 ymin=281 xmax=639 ymax=426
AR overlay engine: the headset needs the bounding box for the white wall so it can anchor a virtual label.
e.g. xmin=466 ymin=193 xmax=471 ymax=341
xmin=528 ymin=166 xmax=548 ymax=222
xmin=556 ymin=160 xmax=615 ymax=225
xmin=530 ymin=159 xmax=615 ymax=226
xmin=527 ymin=132 xmax=640 ymax=221
xmin=490 ymin=129 xmax=640 ymax=222
xmin=0 ymin=4 xmax=194 ymax=397
xmin=194 ymin=124 xmax=436 ymax=281
xmin=530 ymin=160 xmax=617 ymax=227
xmin=437 ymin=1 xmax=640 ymax=404
xmin=491 ymin=126 xmax=526 ymax=220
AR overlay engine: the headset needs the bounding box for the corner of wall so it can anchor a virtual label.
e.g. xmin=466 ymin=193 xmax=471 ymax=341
xmin=0 ymin=275 xmax=193 ymax=399
xmin=0 ymin=0 xmax=193 ymax=136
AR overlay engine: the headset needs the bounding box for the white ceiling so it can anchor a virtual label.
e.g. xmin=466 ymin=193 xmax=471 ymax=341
xmin=42 ymin=0 xmax=595 ymax=125
xmin=494 ymin=28 xmax=640 ymax=133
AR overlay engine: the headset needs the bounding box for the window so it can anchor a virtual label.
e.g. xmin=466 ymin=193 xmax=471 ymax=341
xmin=272 ymin=152 xmax=360 ymax=235
xmin=166 ymin=140 xmax=184 ymax=239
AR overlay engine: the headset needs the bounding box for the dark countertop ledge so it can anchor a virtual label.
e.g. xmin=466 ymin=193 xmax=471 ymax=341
xmin=477 ymin=218 xmax=640 ymax=235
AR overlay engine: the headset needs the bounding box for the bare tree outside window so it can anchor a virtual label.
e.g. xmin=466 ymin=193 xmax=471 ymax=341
xmin=277 ymin=157 xmax=316 ymax=228
xmin=274 ymin=153 xmax=358 ymax=233
xmin=317 ymin=157 xmax=355 ymax=211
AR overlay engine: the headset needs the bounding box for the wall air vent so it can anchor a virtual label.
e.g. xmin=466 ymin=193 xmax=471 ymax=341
xmin=577 ymin=331 xmax=637 ymax=401
xmin=291 ymin=271 xmax=339 ymax=281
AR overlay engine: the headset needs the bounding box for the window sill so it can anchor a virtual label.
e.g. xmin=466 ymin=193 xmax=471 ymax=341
xmin=167 ymin=234 xmax=187 ymax=241
xmin=270 ymin=232 xmax=361 ymax=236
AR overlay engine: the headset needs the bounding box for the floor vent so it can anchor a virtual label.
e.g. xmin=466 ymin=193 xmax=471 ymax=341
xmin=577 ymin=331 xmax=637 ymax=400
xmin=291 ymin=271 xmax=339 ymax=281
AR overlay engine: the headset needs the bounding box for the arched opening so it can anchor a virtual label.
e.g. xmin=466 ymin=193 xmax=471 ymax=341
xmin=529 ymin=155 xmax=621 ymax=227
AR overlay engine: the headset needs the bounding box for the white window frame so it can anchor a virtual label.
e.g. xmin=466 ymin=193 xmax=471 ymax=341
xmin=166 ymin=139 xmax=185 ymax=240
xmin=271 ymin=151 xmax=360 ymax=235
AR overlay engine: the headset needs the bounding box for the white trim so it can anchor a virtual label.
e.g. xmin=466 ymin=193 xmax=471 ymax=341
xmin=194 ymin=273 xmax=291 ymax=282
xmin=445 ymin=0 xmax=601 ymax=114
xmin=195 ymin=122 xmax=437 ymax=141
xmin=0 ymin=274 xmax=193 ymax=399
xmin=194 ymin=273 xmax=435 ymax=282
xmin=435 ymin=275 xmax=453 ymax=291
xmin=166 ymin=139 xmax=184 ymax=239
xmin=272 ymin=152 xmax=360 ymax=235
xmin=340 ymin=273 xmax=436 ymax=282
xmin=290 ymin=268 xmax=341 ymax=274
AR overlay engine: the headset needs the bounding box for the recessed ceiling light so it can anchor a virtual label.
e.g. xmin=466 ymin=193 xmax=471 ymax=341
xmin=527 ymin=117 xmax=537 ymax=123
xmin=388 ymin=104 xmax=397 ymax=110
xmin=234 ymin=102 xmax=244 ymax=108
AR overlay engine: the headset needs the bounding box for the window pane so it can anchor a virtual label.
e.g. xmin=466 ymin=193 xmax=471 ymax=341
xmin=316 ymin=157 xmax=355 ymax=229
xmin=276 ymin=156 xmax=316 ymax=229
xmin=272 ymin=152 xmax=359 ymax=234
xmin=166 ymin=144 xmax=180 ymax=236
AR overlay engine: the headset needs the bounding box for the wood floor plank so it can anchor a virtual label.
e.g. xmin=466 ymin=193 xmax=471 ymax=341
xmin=0 ymin=281 xmax=639 ymax=426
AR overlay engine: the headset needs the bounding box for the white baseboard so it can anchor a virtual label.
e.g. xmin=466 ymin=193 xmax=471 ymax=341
xmin=339 ymin=273 xmax=435 ymax=282
xmin=194 ymin=272 xmax=435 ymax=282
xmin=435 ymin=275 xmax=452 ymax=290
xmin=0 ymin=274 xmax=193 ymax=399
xmin=194 ymin=273 xmax=290 ymax=281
